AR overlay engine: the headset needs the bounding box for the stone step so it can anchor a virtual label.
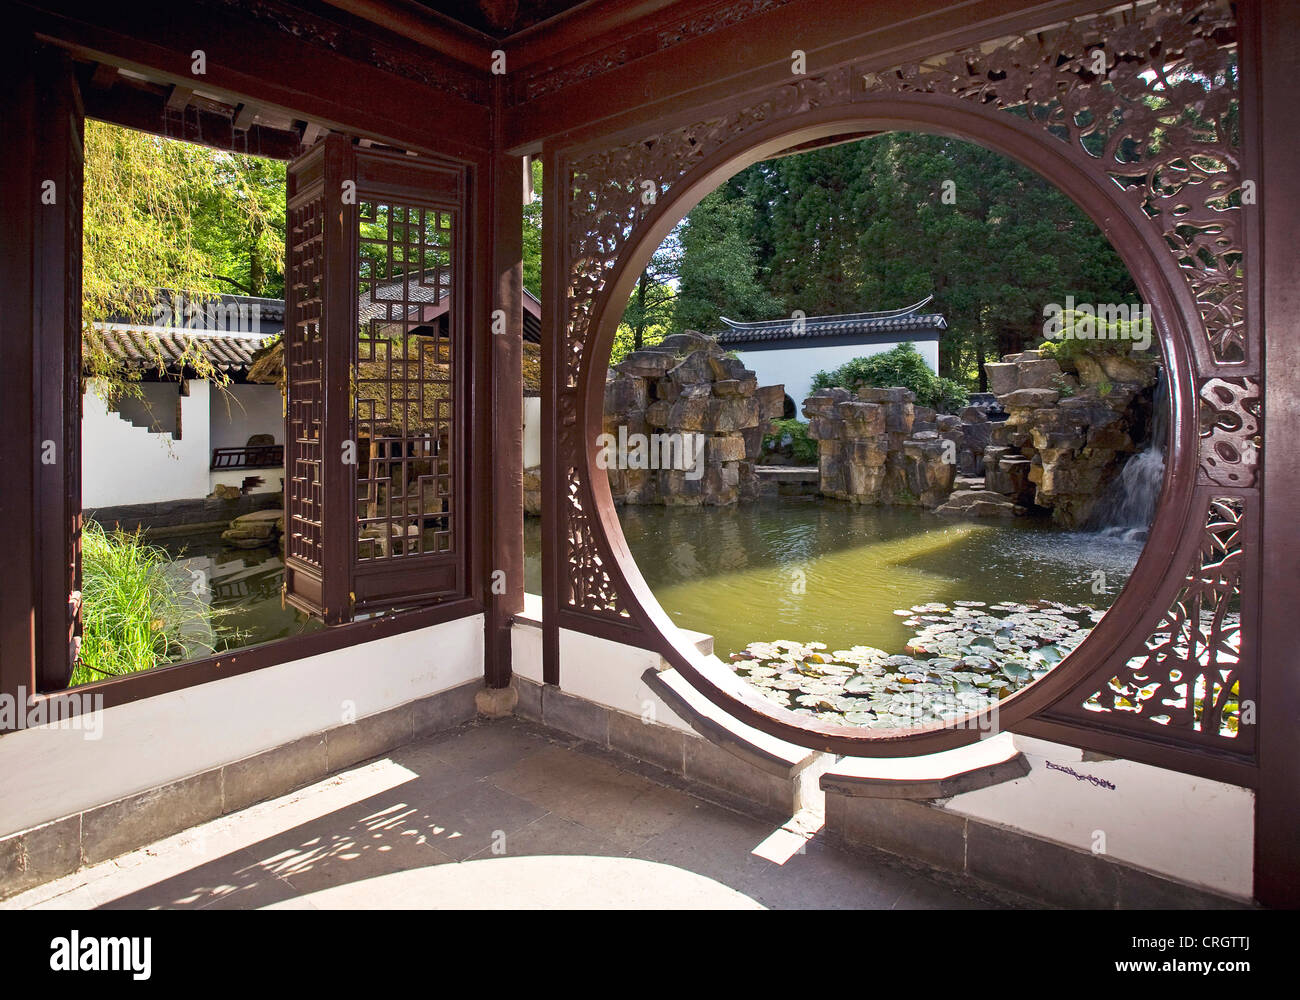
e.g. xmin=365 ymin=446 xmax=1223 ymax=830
xmin=934 ymin=489 xmax=1026 ymax=518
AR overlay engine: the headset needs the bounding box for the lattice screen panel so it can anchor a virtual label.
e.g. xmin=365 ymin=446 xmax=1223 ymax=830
xmin=355 ymin=201 xmax=456 ymax=561
xmin=286 ymin=193 xmax=325 ymax=568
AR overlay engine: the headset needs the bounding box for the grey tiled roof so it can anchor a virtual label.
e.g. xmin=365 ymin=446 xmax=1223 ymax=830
xmin=87 ymin=326 xmax=274 ymax=374
xmin=716 ymin=295 xmax=946 ymax=346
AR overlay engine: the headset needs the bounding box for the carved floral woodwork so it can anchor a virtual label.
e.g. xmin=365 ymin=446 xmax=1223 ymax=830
xmin=553 ymin=0 xmax=1258 ymax=754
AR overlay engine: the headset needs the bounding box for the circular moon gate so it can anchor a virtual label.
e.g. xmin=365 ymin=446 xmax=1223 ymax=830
xmin=551 ymin=74 xmax=1243 ymax=759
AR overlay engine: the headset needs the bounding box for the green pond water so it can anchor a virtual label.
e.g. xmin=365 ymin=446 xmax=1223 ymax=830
xmin=524 ymin=498 xmax=1146 ymax=660
xmin=155 ymin=531 xmax=322 ymax=654
xmin=145 ymin=498 xmax=1145 ymax=691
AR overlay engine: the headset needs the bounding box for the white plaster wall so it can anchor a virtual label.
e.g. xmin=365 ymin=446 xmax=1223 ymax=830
xmin=83 ymin=379 xmax=212 ymax=507
xmin=510 ymin=618 xmax=691 ymax=732
xmin=736 ymin=339 xmax=940 ymax=416
xmin=209 ymin=383 xmax=283 ymax=450
xmin=940 ymin=733 xmax=1254 ymax=898
xmin=523 ymin=396 xmax=542 ymax=469
xmin=0 ymin=614 xmax=483 ymax=838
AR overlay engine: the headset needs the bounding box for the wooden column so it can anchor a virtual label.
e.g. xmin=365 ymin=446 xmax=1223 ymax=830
xmin=1251 ymin=0 xmax=1300 ymax=909
xmin=33 ymin=49 xmax=84 ymax=693
xmin=0 ymin=28 xmax=40 ymax=710
xmin=540 ymin=142 xmax=562 ymax=687
xmin=485 ymin=77 xmax=524 ymax=688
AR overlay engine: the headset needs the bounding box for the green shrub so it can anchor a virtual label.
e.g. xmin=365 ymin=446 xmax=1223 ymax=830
xmin=1037 ymin=308 xmax=1155 ymax=365
xmin=72 ymin=520 xmax=234 ymax=687
xmin=811 ymin=342 xmax=969 ymax=413
xmin=762 ymin=418 xmax=818 ymax=464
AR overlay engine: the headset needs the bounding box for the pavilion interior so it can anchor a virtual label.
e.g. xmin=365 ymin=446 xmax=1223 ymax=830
xmin=0 ymin=0 xmax=1295 ymax=910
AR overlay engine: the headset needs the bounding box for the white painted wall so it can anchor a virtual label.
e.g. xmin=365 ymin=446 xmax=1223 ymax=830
xmin=85 ymin=380 xmax=287 ymax=508
xmin=112 ymin=381 xmax=182 ymax=436
xmin=207 ymin=467 xmax=284 ymax=497
xmin=511 ymin=617 xmax=692 ymax=732
xmin=0 ymin=614 xmax=484 ymax=838
xmin=83 ymin=379 xmax=212 ymax=507
xmin=209 ymin=383 xmax=283 ymax=450
xmin=523 ymin=395 xmax=541 ymax=469
xmin=940 ymin=733 xmax=1254 ymax=898
xmin=735 ymin=339 xmax=940 ymax=417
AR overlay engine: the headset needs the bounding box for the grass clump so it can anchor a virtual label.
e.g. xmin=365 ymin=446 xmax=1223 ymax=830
xmin=72 ymin=520 xmax=233 ymax=687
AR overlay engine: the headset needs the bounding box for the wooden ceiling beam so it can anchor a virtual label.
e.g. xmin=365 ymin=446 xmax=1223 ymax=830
xmin=232 ymin=102 xmax=257 ymax=131
xmin=29 ymin=0 xmax=492 ymax=159
xmin=87 ymin=60 xmax=117 ymax=89
xmin=316 ymin=0 xmax=493 ymax=67
xmin=83 ymin=84 xmax=303 ymax=159
xmin=502 ymin=0 xmax=1128 ymax=150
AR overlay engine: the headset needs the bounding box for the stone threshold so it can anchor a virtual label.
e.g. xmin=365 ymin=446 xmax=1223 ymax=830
xmin=0 ymin=678 xmax=481 ymax=902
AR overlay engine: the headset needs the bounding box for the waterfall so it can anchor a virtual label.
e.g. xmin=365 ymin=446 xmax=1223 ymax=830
xmin=1091 ymin=369 xmax=1167 ymax=542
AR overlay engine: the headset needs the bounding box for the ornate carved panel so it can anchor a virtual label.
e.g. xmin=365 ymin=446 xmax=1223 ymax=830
xmin=562 ymin=466 xmax=629 ymax=618
xmin=862 ymin=0 xmax=1244 ymax=365
xmin=1199 ymin=376 xmax=1261 ymax=487
xmin=1073 ymin=497 xmax=1249 ymax=749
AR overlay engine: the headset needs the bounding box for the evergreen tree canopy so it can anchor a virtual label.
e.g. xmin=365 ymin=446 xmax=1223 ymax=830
xmin=678 ymin=132 xmax=1137 ymax=388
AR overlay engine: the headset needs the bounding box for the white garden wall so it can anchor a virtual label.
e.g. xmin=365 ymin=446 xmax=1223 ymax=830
xmin=83 ymin=379 xmax=211 ymax=507
xmin=735 ymin=339 xmax=940 ymax=417
xmin=209 ymin=383 xmax=283 ymax=451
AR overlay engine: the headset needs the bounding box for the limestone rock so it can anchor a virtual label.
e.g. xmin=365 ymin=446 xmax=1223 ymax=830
xmin=999 ymin=388 xmax=1061 ymax=408
xmin=985 ymin=362 xmax=1020 ymax=396
xmin=603 ymin=332 xmax=778 ymax=507
xmin=616 ymin=350 xmax=676 ymax=379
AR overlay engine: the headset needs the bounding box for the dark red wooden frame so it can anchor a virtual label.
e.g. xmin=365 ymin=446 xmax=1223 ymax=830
xmin=542 ymin=1 xmax=1256 ymax=765
xmin=3 ymin=1 xmax=519 ymax=717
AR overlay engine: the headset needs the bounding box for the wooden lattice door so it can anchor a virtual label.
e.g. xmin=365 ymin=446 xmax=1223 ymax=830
xmin=284 ymin=136 xmax=468 ymax=623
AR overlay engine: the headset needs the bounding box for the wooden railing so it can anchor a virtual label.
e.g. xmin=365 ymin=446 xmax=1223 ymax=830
xmin=210 ymin=444 xmax=284 ymax=470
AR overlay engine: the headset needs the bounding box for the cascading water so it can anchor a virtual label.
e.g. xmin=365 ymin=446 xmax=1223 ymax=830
xmin=1090 ymin=368 xmax=1168 ymax=542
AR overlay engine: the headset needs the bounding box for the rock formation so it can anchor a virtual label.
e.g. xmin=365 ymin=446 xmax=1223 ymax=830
xmin=803 ymin=386 xmax=959 ymax=507
xmin=967 ymin=348 xmax=1160 ymax=528
xmin=603 ymin=332 xmax=785 ymax=506
xmin=221 ymin=508 xmax=283 ymax=550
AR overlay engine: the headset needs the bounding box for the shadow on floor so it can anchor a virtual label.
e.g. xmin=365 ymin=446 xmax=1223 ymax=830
xmin=22 ymin=719 xmax=1026 ymax=910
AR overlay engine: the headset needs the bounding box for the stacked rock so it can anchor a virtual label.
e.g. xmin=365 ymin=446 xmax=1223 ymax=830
xmin=220 ymin=508 xmax=283 ymax=550
xmin=603 ymin=332 xmax=785 ymax=506
xmin=976 ymin=348 xmax=1159 ymax=527
xmin=802 ymin=386 xmax=958 ymax=507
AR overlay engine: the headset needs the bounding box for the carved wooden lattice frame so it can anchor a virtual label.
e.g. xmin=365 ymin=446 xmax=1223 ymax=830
xmin=545 ymin=0 xmax=1261 ymax=774
xmin=285 ymin=139 xmax=469 ymax=623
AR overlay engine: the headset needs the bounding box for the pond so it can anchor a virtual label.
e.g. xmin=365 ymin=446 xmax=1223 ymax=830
xmin=524 ymin=500 xmax=1149 ymax=727
xmin=154 ymin=530 xmax=322 ymax=654
xmin=527 ymin=499 xmax=1143 ymax=656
